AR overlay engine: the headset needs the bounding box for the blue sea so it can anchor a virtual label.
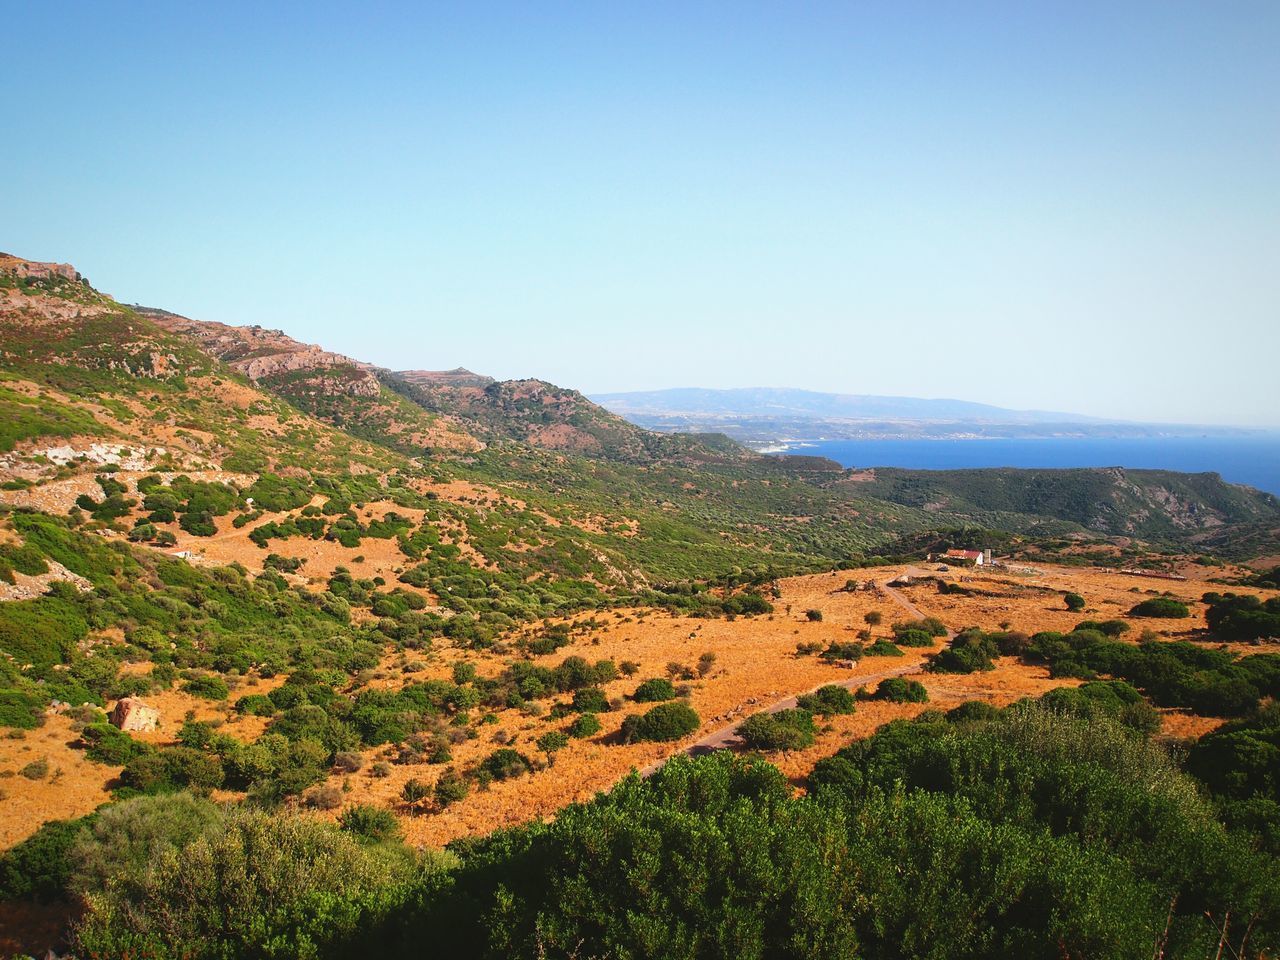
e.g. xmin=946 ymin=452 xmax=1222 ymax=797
xmin=773 ymin=436 xmax=1280 ymax=497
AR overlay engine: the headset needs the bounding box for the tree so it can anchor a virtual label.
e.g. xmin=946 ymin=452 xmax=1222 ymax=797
xmin=401 ymin=778 xmax=431 ymax=806
xmin=537 ymin=731 xmax=569 ymax=762
xmin=864 ymin=611 xmax=883 ymax=627
xmin=1064 ymin=592 xmax=1086 ymax=612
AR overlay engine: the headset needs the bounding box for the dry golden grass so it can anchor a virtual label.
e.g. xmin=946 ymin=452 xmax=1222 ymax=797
xmin=1 ymin=560 xmax=1274 ymax=858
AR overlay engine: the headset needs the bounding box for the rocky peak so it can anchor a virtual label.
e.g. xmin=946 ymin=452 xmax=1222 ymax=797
xmin=139 ymin=308 xmax=383 ymax=397
xmin=0 ymin=252 xmax=81 ymax=282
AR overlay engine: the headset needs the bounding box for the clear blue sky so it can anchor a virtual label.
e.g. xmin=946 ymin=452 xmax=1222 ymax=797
xmin=4 ymin=1 xmax=1278 ymax=425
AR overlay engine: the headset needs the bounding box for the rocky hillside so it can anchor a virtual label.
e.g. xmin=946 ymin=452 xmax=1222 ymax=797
xmin=387 ymin=370 xmax=748 ymax=463
xmin=137 ymin=308 xmax=481 ymax=455
xmin=4 ymin=250 xmax=1279 ymax=568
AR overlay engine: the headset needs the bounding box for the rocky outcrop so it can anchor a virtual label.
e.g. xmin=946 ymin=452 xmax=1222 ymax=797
xmin=141 ymin=309 xmax=383 ymax=397
xmin=109 ymin=697 xmax=160 ymax=732
xmin=0 ymin=253 xmax=80 ymax=282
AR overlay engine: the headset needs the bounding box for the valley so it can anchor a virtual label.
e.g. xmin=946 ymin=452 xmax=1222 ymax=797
xmin=2 ymin=252 xmax=1279 ymax=958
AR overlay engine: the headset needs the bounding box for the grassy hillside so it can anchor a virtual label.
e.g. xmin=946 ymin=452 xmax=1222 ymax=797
xmin=385 ymin=370 xmax=749 ymax=464
xmin=848 ymin=466 xmax=1280 ymax=544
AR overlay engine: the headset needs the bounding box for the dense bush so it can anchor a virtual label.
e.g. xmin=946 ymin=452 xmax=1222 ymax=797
xmin=570 ymin=686 xmax=610 ymax=713
xmin=1129 ymin=597 xmax=1191 ymax=619
xmin=1204 ymin=592 xmax=1280 ymax=642
xmin=737 ymin=708 xmax=817 ymax=751
xmin=894 ymin=617 xmax=948 ymax=639
xmin=795 ymin=684 xmax=856 ymax=716
xmin=868 ymin=677 xmax=929 ymax=703
xmin=632 ymin=677 xmax=677 ymax=702
xmin=0 ymin=815 xmax=93 ymax=901
xmin=480 ymin=748 xmax=533 ymax=781
xmin=927 ymin=628 xmax=998 ymax=674
xmin=808 ymin=705 xmax=1278 ymax=959
xmin=620 ymin=702 xmax=700 ymax=743
xmin=74 ymin=807 xmax=428 ymax=960
xmin=81 ymin=723 xmax=152 ymax=765
xmin=863 ymin=639 xmax=904 ymax=657
xmin=339 ymin=804 xmax=402 ymax=844
xmin=1020 ymin=629 xmax=1276 ymax=718
xmin=567 ymin=713 xmax=601 ymax=739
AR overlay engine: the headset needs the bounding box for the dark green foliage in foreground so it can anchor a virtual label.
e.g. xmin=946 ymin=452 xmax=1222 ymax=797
xmin=7 ymin=704 xmax=1280 ymax=959
xmin=1187 ymin=703 xmax=1280 ymax=856
xmin=1204 ymin=591 xmax=1280 ymax=642
xmin=810 ymin=706 xmax=1280 ymax=960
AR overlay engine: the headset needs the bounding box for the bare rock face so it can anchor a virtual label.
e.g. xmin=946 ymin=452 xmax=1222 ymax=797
xmin=109 ymin=697 xmax=160 ymax=732
xmin=0 ymin=252 xmax=80 ymax=281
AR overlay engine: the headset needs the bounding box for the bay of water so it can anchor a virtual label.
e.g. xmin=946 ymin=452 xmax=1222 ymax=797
xmin=774 ymin=436 xmax=1280 ymax=497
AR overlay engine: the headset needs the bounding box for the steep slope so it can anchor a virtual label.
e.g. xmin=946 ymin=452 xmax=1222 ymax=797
xmin=0 ymin=254 xmax=931 ymax=600
xmin=0 ymin=260 xmax=406 ymax=478
xmin=137 ymin=308 xmax=482 ymax=456
xmin=388 ymin=370 xmax=749 ymax=464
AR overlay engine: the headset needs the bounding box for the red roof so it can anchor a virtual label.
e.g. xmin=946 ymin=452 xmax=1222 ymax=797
xmin=943 ymin=549 xmax=983 ymax=559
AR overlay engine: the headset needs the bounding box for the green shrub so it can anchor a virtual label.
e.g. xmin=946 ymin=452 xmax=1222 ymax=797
xmin=928 ymin=629 xmax=998 ymax=674
xmin=1064 ymin=592 xmax=1086 ymax=611
xmin=571 ymin=687 xmax=610 ymax=713
xmin=1129 ymin=597 xmax=1190 ymax=619
xmin=338 ymin=804 xmax=401 ymax=844
xmin=864 ymin=640 xmax=904 ymax=657
xmin=0 ymin=815 xmax=93 ymax=901
xmin=435 ymin=769 xmax=469 ymax=808
xmin=74 ymin=808 xmax=423 ymax=959
xmin=796 ymin=684 xmax=856 ymax=716
xmin=183 ymin=674 xmax=230 ymax=701
xmin=870 ymin=677 xmax=929 ymax=703
xmin=737 ymin=708 xmax=817 ymax=751
xmin=620 ymin=702 xmax=700 ymax=743
xmin=568 ymin=713 xmax=601 ymax=739
xmin=82 ymin=723 xmax=152 ymax=765
xmin=632 ymin=677 xmax=677 ymax=702
xmin=481 ymin=748 xmax=533 ymax=781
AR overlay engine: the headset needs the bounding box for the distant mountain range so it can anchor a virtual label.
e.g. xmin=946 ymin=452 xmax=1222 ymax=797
xmin=590 ymin=387 xmax=1250 ymax=443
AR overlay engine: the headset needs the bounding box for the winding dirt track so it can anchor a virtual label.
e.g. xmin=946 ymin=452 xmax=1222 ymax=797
xmin=642 ymin=573 xmax=947 ymax=774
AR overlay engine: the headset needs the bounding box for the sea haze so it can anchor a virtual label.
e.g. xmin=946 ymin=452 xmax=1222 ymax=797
xmin=770 ymin=436 xmax=1280 ymax=497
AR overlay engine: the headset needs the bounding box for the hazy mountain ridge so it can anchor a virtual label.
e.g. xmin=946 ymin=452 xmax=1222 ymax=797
xmin=592 ymin=387 xmax=1253 ymax=442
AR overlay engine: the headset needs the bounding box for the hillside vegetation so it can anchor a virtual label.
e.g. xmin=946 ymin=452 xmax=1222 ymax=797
xmin=4 ymin=252 xmax=1280 ymax=958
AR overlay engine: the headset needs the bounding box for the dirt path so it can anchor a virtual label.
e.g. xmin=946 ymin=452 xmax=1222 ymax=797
xmin=642 ymin=574 xmax=944 ymax=774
